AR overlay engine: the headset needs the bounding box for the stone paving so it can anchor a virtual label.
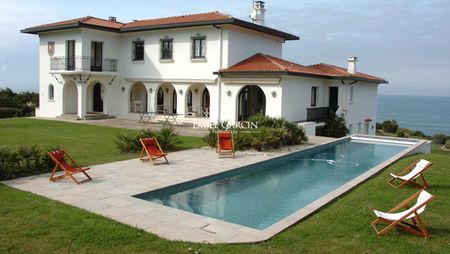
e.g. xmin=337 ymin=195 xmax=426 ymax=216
xmin=4 ymin=136 xmax=336 ymax=243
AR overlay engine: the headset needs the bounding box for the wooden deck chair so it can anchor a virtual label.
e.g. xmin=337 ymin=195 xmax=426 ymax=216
xmin=217 ymin=131 xmax=235 ymax=158
xmin=388 ymin=159 xmax=433 ymax=189
xmin=371 ymin=189 xmax=434 ymax=239
xmin=48 ymin=149 xmax=92 ymax=184
xmin=139 ymin=137 xmax=169 ymax=165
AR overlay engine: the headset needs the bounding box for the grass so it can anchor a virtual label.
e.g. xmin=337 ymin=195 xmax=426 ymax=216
xmin=1 ymin=118 xmax=449 ymax=253
xmin=0 ymin=118 xmax=206 ymax=166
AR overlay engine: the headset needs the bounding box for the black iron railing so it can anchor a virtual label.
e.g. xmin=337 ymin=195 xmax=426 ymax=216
xmin=50 ymin=56 xmax=118 ymax=72
xmin=306 ymin=107 xmax=329 ymax=122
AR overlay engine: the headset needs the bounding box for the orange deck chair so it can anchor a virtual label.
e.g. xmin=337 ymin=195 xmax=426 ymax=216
xmin=139 ymin=137 xmax=169 ymax=165
xmin=217 ymin=131 xmax=235 ymax=158
xmin=48 ymin=149 xmax=92 ymax=184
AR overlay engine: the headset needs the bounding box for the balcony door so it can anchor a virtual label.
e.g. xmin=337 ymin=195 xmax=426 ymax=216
xmin=66 ymin=40 xmax=75 ymax=71
xmin=329 ymin=87 xmax=339 ymax=113
xmin=91 ymin=41 xmax=103 ymax=72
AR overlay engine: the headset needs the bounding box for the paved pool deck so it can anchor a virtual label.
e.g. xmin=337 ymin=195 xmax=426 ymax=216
xmin=3 ymin=136 xmax=334 ymax=243
xmin=3 ymin=135 xmax=426 ymax=243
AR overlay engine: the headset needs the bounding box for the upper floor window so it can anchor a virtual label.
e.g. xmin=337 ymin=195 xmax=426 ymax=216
xmin=192 ymin=35 xmax=206 ymax=59
xmin=48 ymin=84 xmax=54 ymax=100
xmin=311 ymin=86 xmax=318 ymax=107
xmin=132 ymin=39 xmax=144 ymax=61
xmin=161 ymin=38 xmax=173 ymax=60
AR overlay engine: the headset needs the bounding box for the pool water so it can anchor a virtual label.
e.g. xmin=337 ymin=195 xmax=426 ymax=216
xmin=135 ymin=140 xmax=409 ymax=229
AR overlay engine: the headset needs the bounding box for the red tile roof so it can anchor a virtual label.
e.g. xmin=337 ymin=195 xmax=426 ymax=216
xmin=218 ymin=53 xmax=387 ymax=83
xmin=123 ymin=12 xmax=232 ymax=29
xmin=25 ymin=16 xmax=124 ymax=31
xmin=21 ymin=12 xmax=298 ymax=40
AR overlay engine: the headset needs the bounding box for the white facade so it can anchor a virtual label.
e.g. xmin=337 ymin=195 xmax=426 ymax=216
xmin=31 ymin=16 xmax=381 ymax=135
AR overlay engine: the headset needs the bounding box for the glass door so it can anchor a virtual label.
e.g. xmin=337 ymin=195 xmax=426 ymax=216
xmin=90 ymin=41 xmax=103 ymax=71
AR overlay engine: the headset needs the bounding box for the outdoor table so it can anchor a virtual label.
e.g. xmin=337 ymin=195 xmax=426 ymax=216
xmin=162 ymin=113 xmax=182 ymax=127
xmin=138 ymin=112 xmax=155 ymax=124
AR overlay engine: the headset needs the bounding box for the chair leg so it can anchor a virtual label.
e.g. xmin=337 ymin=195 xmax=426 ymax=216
xmin=420 ymin=174 xmax=429 ymax=189
xmin=139 ymin=148 xmax=145 ymax=160
xmin=49 ymin=165 xmax=59 ymax=182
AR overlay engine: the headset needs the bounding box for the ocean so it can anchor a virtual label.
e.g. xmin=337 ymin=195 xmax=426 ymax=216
xmin=377 ymin=95 xmax=450 ymax=136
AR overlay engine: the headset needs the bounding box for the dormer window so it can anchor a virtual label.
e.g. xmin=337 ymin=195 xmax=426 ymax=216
xmin=132 ymin=39 xmax=144 ymax=61
xmin=160 ymin=38 xmax=173 ymax=60
xmin=191 ymin=35 xmax=206 ymax=59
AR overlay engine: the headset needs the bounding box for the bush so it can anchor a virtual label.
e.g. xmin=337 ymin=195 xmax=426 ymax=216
xmin=321 ymin=111 xmax=349 ymax=138
xmin=396 ymin=128 xmax=413 ymax=138
xmin=433 ymin=134 xmax=448 ymax=144
xmin=202 ymin=116 xmax=307 ymax=151
xmin=0 ymin=145 xmax=57 ymax=180
xmin=155 ymin=127 xmax=180 ymax=151
xmin=0 ymin=107 xmax=18 ymax=118
xmin=114 ymin=128 xmax=180 ymax=153
xmin=376 ymin=122 xmax=382 ymax=130
xmin=381 ymin=119 xmax=399 ymax=133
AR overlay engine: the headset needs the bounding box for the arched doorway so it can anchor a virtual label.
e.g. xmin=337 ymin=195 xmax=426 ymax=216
xmin=92 ymin=83 xmax=103 ymax=112
xmin=63 ymin=81 xmax=78 ymax=114
xmin=186 ymin=84 xmax=209 ymax=118
xmin=155 ymin=83 xmax=176 ymax=114
xmin=201 ymin=88 xmax=210 ymax=117
xmin=237 ymin=85 xmax=266 ymax=121
xmin=129 ymin=82 xmax=147 ymax=112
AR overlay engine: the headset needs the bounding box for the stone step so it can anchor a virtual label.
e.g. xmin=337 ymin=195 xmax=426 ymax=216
xmin=84 ymin=114 xmax=115 ymax=120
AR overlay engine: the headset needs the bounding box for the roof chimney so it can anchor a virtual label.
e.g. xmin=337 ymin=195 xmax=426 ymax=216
xmin=347 ymin=56 xmax=357 ymax=74
xmin=250 ymin=1 xmax=266 ymax=26
xmin=108 ymin=16 xmax=117 ymax=22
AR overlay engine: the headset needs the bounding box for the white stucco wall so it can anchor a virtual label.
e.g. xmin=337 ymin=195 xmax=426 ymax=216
xmin=342 ymin=82 xmax=379 ymax=135
xmin=226 ymin=27 xmax=283 ymax=66
xmin=281 ymin=76 xmax=329 ymax=122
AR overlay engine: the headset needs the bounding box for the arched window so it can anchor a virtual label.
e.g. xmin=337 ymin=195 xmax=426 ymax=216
xmin=48 ymin=84 xmax=54 ymax=100
xmin=157 ymin=87 xmax=164 ymax=113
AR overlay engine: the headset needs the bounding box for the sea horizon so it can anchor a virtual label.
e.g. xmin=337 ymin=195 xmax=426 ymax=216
xmin=377 ymin=94 xmax=450 ymax=136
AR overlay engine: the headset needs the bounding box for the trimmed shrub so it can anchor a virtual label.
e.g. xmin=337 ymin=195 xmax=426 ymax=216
xmin=203 ymin=128 xmax=218 ymax=148
xmin=0 ymin=107 xmax=18 ymax=118
xmin=321 ymin=111 xmax=349 ymax=138
xmin=382 ymin=119 xmax=398 ymax=133
xmin=433 ymin=134 xmax=448 ymax=145
xmin=114 ymin=133 xmax=140 ymax=153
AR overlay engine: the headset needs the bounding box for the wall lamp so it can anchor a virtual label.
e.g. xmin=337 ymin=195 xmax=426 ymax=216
xmin=179 ymin=89 xmax=183 ymax=95
xmin=271 ymin=91 xmax=277 ymax=98
xmin=226 ymin=90 xmax=232 ymax=96
xmin=149 ymin=88 xmax=153 ymax=93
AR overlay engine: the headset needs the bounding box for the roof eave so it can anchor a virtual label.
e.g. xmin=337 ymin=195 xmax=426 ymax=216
xmin=231 ymin=18 xmax=299 ymax=40
xmin=21 ymin=23 xmax=81 ymax=34
xmin=337 ymin=76 xmax=388 ymax=84
xmin=121 ymin=19 xmax=232 ymax=32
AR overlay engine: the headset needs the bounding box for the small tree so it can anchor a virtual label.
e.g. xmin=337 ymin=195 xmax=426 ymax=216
xmin=322 ymin=111 xmax=349 ymax=138
xmin=382 ymin=119 xmax=399 ymax=133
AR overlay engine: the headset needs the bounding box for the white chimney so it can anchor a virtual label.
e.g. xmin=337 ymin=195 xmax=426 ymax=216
xmin=347 ymin=56 xmax=357 ymax=74
xmin=250 ymin=1 xmax=266 ymax=26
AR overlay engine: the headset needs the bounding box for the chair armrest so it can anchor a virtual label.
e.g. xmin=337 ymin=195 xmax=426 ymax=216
xmin=388 ymin=189 xmax=423 ymax=212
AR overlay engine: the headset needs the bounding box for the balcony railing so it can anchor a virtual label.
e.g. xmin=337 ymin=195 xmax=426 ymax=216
xmin=50 ymin=56 xmax=118 ymax=72
xmin=306 ymin=107 xmax=329 ymax=122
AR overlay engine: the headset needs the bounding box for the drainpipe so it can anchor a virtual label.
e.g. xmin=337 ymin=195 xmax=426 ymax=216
xmin=213 ymin=25 xmax=223 ymax=122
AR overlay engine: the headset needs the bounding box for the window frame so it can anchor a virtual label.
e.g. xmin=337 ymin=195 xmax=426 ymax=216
xmin=311 ymin=86 xmax=318 ymax=107
xmin=191 ymin=35 xmax=206 ymax=59
xmin=132 ymin=39 xmax=145 ymax=61
xmin=48 ymin=84 xmax=54 ymax=101
xmin=160 ymin=38 xmax=174 ymax=60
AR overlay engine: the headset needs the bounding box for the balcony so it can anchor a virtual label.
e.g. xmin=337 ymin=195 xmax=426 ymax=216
xmin=306 ymin=107 xmax=329 ymax=122
xmin=50 ymin=56 xmax=118 ymax=73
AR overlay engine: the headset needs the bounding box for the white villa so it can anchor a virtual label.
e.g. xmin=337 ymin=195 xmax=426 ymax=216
xmin=22 ymin=1 xmax=386 ymax=135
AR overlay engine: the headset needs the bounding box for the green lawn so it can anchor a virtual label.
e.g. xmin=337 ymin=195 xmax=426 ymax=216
xmin=1 ymin=118 xmax=449 ymax=253
xmin=0 ymin=118 xmax=205 ymax=166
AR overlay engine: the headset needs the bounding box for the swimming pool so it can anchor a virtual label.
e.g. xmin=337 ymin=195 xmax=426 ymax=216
xmin=135 ymin=137 xmax=413 ymax=230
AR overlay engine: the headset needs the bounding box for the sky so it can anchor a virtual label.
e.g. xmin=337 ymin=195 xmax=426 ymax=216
xmin=0 ymin=0 xmax=449 ymax=96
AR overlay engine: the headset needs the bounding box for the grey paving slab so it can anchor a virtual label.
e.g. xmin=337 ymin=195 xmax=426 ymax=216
xmin=3 ymin=135 xmax=420 ymax=243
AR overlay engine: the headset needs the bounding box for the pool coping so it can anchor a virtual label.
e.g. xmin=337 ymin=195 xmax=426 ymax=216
xmin=3 ymin=135 xmax=429 ymax=243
